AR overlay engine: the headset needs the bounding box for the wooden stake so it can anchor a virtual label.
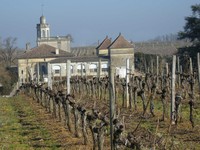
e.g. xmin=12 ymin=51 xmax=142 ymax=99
xmin=67 ymin=60 xmax=71 ymax=94
xmin=47 ymin=63 xmax=52 ymax=89
xmin=197 ymin=53 xmax=200 ymax=90
xmin=151 ymin=59 xmax=154 ymax=74
xmin=81 ymin=63 xmax=83 ymax=78
xmin=98 ymin=58 xmax=102 ymax=78
xmin=37 ymin=63 xmax=40 ymax=83
xmin=126 ymin=58 xmax=130 ymax=107
xmin=166 ymin=63 xmax=169 ymax=76
xmin=177 ymin=57 xmax=181 ymax=87
xmin=109 ymin=58 xmax=115 ymax=150
xmin=156 ymin=55 xmax=159 ymax=85
xmin=190 ymin=57 xmax=193 ymax=75
xmin=171 ymin=55 xmax=176 ymax=124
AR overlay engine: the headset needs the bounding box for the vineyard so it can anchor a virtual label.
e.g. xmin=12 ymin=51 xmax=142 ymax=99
xmin=16 ymin=53 xmax=200 ymax=150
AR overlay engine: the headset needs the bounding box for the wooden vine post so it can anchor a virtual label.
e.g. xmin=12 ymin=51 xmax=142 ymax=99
xmin=67 ymin=60 xmax=71 ymax=94
xmin=81 ymin=63 xmax=83 ymax=78
xmin=98 ymin=58 xmax=102 ymax=99
xmin=177 ymin=56 xmax=181 ymax=87
xmin=66 ymin=60 xmax=72 ymax=132
xmin=156 ymin=55 xmax=159 ymax=85
xmin=47 ymin=63 xmax=52 ymax=89
xmin=190 ymin=57 xmax=193 ymax=75
xmin=37 ymin=62 xmax=40 ymax=83
xmin=151 ymin=59 xmax=154 ymax=74
xmin=109 ymin=58 xmax=115 ymax=150
xmin=98 ymin=58 xmax=102 ymax=78
xmin=197 ymin=53 xmax=200 ymax=90
xmin=171 ymin=55 xmax=176 ymax=124
xmin=126 ymin=58 xmax=130 ymax=107
xmin=166 ymin=63 xmax=169 ymax=76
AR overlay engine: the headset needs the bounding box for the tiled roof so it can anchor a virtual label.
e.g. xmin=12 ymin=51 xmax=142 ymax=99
xmin=49 ymin=56 xmax=109 ymax=63
xmin=108 ymin=33 xmax=133 ymax=49
xmin=18 ymin=44 xmax=74 ymax=59
xmin=96 ymin=36 xmax=112 ymax=50
xmin=71 ymin=46 xmax=96 ymax=56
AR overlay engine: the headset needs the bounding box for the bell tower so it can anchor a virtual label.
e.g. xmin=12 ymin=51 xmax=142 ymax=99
xmin=36 ymin=15 xmax=50 ymax=39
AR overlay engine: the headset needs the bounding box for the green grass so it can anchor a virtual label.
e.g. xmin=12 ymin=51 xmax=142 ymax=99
xmin=0 ymin=97 xmax=30 ymax=149
xmin=0 ymin=96 xmax=62 ymax=149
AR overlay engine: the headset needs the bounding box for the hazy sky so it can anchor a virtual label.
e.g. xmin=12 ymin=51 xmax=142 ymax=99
xmin=0 ymin=0 xmax=199 ymax=49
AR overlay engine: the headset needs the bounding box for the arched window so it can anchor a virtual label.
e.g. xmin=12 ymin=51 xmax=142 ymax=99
xmin=77 ymin=64 xmax=85 ymax=73
xmin=101 ymin=63 xmax=108 ymax=72
xmin=53 ymin=65 xmax=61 ymax=74
xmin=42 ymin=30 xmax=46 ymax=38
xmin=89 ymin=64 xmax=97 ymax=72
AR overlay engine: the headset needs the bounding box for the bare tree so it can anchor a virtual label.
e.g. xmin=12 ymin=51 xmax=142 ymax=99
xmin=0 ymin=37 xmax=18 ymax=67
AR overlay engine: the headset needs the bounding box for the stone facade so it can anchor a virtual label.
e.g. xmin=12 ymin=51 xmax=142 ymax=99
xmin=37 ymin=36 xmax=71 ymax=52
xmin=96 ymin=34 xmax=134 ymax=78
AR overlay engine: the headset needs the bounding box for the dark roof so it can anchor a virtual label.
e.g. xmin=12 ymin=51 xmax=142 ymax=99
xmin=108 ymin=33 xmax=133 ymax=49
xmin=96 ymin=36 xmax=112 ymax=50
xmin=71 ymin=46 xmax=96 ymax=56
xmin=18 ymin=44 xmax=74 ymax=59
xmin=49 ymin=56 xmax=109 ymax=63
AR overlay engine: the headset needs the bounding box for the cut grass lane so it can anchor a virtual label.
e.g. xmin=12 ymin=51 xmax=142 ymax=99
xmin=0 ymin=96 xmax=62 ymax=149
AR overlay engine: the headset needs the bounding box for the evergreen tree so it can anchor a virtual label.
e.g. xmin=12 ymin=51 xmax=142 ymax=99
xmin=178 ymin=4 xmax=200 ymax=46
xmin=177 ymin=4 xmax=200 ymax=70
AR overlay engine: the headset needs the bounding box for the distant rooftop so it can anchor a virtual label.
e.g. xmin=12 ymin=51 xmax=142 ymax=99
xmin=96 ymin=36 xmax=112 ymax=50
xmin=71 ymin=40 xmax=191 ymax=56
xmin=18 ymin=44 xmax=74 ymax=59
xmin=49 ymin=56 xmax=108 ymax=64
xmin=108 ymin=33 xmax=133 ymax=49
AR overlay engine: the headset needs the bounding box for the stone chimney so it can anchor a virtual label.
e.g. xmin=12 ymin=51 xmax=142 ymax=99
xmin=55 ymin=48 xmax=59 ymax=55
xmin=26 ymin=43 xmax=30 ymax=50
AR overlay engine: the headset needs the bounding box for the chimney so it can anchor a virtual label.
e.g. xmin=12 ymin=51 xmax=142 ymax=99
xmin=55 ymin=48 xmax=59 ymax=55
xmin=26 ymin=43 xmax=30 ymax=50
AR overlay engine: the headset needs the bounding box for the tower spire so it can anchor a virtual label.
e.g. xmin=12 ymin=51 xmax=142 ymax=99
xmin=41 ymin=4 xmax=44 ymax=15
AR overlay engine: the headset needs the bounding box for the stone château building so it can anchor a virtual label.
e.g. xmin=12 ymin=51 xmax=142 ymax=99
xmin=17 ymin=15 xmax=134 ymax=85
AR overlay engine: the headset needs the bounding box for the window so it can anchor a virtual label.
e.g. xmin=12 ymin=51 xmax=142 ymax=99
xmin=77 ymin=64 xmax=85 ymax=73
xmin=101 ymin=64 xmax=108 ymax=72
xmin=42 ymin=30 xmax=45 ymax=37
xmin=53 ymin=65 xmax=61 ymax=74
xmin=21 ymin=70 xmax=23 ymax=74
xmin=55 ymin=69 xmax=60 ymax=74
xmin=89 ymin=64 xmax=97 ymax=73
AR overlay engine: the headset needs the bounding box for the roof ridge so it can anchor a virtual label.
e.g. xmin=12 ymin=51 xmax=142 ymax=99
xmin=96 ymin=36 xmax=112 ymax=50
xmin=108 ymin=33 xmax=133 ymax=49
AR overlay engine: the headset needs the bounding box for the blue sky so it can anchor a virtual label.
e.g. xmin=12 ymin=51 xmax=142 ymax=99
xmin=0 ymin=0 xmax=199 ymax=49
